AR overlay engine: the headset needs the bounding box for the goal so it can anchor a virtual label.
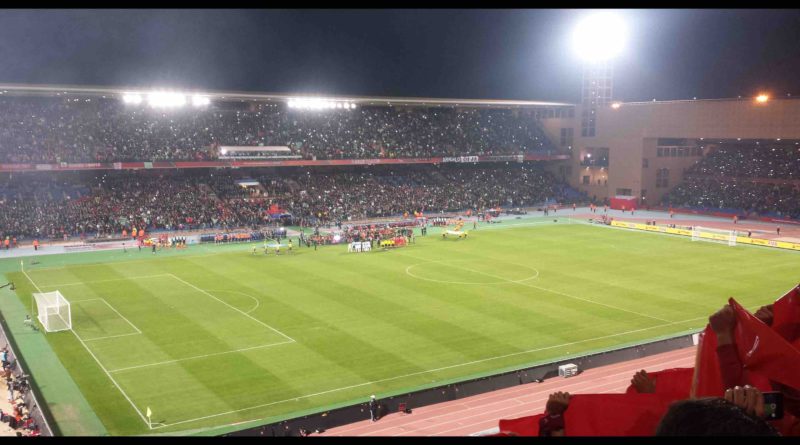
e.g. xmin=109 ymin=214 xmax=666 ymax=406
xmin=32 ymin=291 xmax=72 ymax=332
xmin=691 ymin=226 xmax=737 ymax=247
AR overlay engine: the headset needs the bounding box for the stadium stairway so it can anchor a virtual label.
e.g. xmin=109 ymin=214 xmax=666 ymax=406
xmin=318 ymin=346 xmax=696 ymax=436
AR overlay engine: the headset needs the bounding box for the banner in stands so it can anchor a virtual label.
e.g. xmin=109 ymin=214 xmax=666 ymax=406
xmin=610 ymin=195 xmax=637 ymax=211
xmin=442 ymin=156 xmax=479 ymax=163
xmin=0 ymin=154 xmax=570 ymax=172
xmin=478 ymin=154 xmax=525 ymax=163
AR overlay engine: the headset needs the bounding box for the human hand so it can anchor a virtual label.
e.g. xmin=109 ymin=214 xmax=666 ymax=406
xmin=724 ymin=385 xmax=765 ymax=418
xmin=754 ymin=305 xmax=774 ymax=326
xmin=631 ymin=369 xmax=656 ymax=393
xmin=545 ymin=391 xmax=570 ymax=415
xmin=709 ymin=304 xmax=736 ymax=344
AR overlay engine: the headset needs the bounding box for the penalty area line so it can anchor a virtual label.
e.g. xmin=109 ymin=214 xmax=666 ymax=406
xmin=151 ymin=315 xmax=706 ymax=430
xmin=20 ymin=263 xmax=153 ymax=429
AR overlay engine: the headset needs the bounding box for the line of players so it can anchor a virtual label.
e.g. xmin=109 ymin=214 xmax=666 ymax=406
xmin=252 ymin=239 xmax=294 ymax=256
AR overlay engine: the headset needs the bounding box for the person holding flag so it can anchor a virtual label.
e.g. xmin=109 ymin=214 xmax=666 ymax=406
xmin=694 ymin=285 xmax=800 ymax=435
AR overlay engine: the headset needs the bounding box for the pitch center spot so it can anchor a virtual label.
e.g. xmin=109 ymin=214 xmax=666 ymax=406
xmin=405 ymin=259 xmax=539 ymax=285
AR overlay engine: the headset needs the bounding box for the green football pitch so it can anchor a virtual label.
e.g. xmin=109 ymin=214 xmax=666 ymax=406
xmin=5 ymin=217 xmax=800 ymax=435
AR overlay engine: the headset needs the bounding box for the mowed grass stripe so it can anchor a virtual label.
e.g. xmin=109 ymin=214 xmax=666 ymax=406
xmin=9 ymin=221 xmax=798 ymax=434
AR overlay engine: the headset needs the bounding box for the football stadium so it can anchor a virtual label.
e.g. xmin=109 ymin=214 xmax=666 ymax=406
xmin=0 ymin=9 xmax=799 ymax=437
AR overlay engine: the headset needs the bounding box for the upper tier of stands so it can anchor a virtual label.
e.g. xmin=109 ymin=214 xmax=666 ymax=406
xmin=0 ymin=95 xmax=558 ymax=163
xmin=686 ymin=143 xmax=800 ymax=180
xmin=663 ymin=143 xmax=800 ymax=219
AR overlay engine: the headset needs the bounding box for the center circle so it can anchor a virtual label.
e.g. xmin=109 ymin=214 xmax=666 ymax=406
xmin=405 ymin=259 xmax=539 ymax=285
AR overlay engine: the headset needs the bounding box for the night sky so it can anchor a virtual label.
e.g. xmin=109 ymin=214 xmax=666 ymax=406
xmin=0 ymin=9 xmax=799 ymax=103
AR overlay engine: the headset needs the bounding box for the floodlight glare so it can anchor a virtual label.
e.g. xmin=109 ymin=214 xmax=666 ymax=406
xmin=147 ymin=92 xmax=187 ymax=108
xmin=573 ymin=12 xmax=627 ymax=63
xmin=756 ymin=94 xmax=769 ymax=103
xmin=192 ymin=95 xmax=210 ymax=107
xmin=122 ymin=93 xmax=143 ymax=105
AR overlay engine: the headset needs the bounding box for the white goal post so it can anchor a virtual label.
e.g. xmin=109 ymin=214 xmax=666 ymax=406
xmin=32 ymin=291 xmax=72 ymax=332
xmin=691 ymin=226 xmax=737 ymax=247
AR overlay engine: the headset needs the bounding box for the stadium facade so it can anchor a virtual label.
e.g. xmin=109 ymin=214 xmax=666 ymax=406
xmin=545 ymin=97 xmax=800 ymax=204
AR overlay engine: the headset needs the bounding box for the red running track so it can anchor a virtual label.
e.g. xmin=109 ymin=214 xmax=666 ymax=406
xmin=319 ymin=346 xmax=697 ymax=437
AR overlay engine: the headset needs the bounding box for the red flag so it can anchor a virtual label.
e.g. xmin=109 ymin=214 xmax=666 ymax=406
xmin=772 ymin=285 xmax=800 ymax=346
xmin=692 ymin=325 xmax=726 ymax=398
xmin=692 ymin=292 xmax=800 ymax=398
xmin=625 ymin=368 xmax=693 ymax=398
xmin=499 ymin=394 xmax=680 ymax=437
xmin=729 ymin=297 xmax=800 ymax=390
xmin=562 ymin=393 xmax=678 ymax=436
xmin=498 ymin=414 xmax=541 ymax=436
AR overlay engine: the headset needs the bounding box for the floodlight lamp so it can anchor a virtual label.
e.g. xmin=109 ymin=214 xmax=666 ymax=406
xmin=572 ymin=12 xmax=627 ymax=63
xmin=611 ymin=102 xmax=621 ymax=109
xmin=146 ymin=92 xmax=186 ymax=108
xmin=756 ymin=94 xmax=769 ymax=103
xmin=192 ymin=95 xmax=210 ymax=107
xmin=122 ymin=93 xmax=143 ymax=105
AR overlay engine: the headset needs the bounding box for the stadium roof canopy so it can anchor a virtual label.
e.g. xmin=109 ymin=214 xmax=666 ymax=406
xmin=0 ymin=83 xmax=575 ymax=109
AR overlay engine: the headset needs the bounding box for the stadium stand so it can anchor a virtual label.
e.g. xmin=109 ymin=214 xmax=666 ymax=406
xmin=0 ymin=164 xmax=574 ymax=240
xmin=0 ymin=96 xmax=557 ymax=163
xmin=663 ymin=143 xmax=800 ymax=220
xmin=686 ymin=143 xmax=800 ymax=179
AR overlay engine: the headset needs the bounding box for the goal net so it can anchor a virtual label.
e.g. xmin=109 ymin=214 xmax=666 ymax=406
xmin=691 ymin=226 xmax=737 ymax=247
xmin=33 ymin=291 xmax=72 ymax=332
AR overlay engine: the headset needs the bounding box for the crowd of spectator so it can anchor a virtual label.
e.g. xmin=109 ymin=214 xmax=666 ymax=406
xmin=2 ymin=348 xmax=42 ymax=437
xmin=661 ymin=144 xmax=800 ymax=219
xmin=663 ymin=177 xmax=800 ymax=219
xmin=0 ymin=164 xmax=571 ymax=240
xmin=0 ymin=96 xmax=557 ymax=163
xmin=269 ymin=165 xmax=568 ymax=224
xmin=686 ymin=144 xmax=800 ymax=180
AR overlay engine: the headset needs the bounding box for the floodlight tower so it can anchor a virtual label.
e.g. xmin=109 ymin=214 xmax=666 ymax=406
xmin=572 ymin=12 xmax=627 ymax=137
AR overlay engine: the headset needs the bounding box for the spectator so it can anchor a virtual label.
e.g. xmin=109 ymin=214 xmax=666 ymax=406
xmin=0 ymin=96 xmax=558 ymax=163
xmin=655 ymin=396 xmax=779 ymax=436
xmin=538 ymin=392 xmax=570 ymax=436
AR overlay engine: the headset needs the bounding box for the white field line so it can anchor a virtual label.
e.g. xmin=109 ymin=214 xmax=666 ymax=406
xmin=108 ymin=340 xmax=295 ymax=373
xmin=68 ymin=298 xmax=144 ymax=341
xmin=404 ymin=260 xmax=539 ymax=286
xmin=151 ymin=315 xmax=706 ymax=430
xmin=36 ymin=274 xmax=171 ymax=288
xmin=395 ymin=354 xmax=696 ymax=437
xmin=20 ymin=264 xmax=152 ymax=429
xmin=205 ymin=289 xmax=260 ymax=314
xmin=339 ymin=352 xmax=695 ymax=436
xmin=588 ymin=221 xmax=800 ymax=254
xmin=96 ymin=298 xmax=142 ymax=334
xmin=399 ymin=253 xmax=672 ymax=324
xmin=167 ymin=273 xmax=295 ymax=343
xmin=83 ymin=332 xmax=143 ymax=342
